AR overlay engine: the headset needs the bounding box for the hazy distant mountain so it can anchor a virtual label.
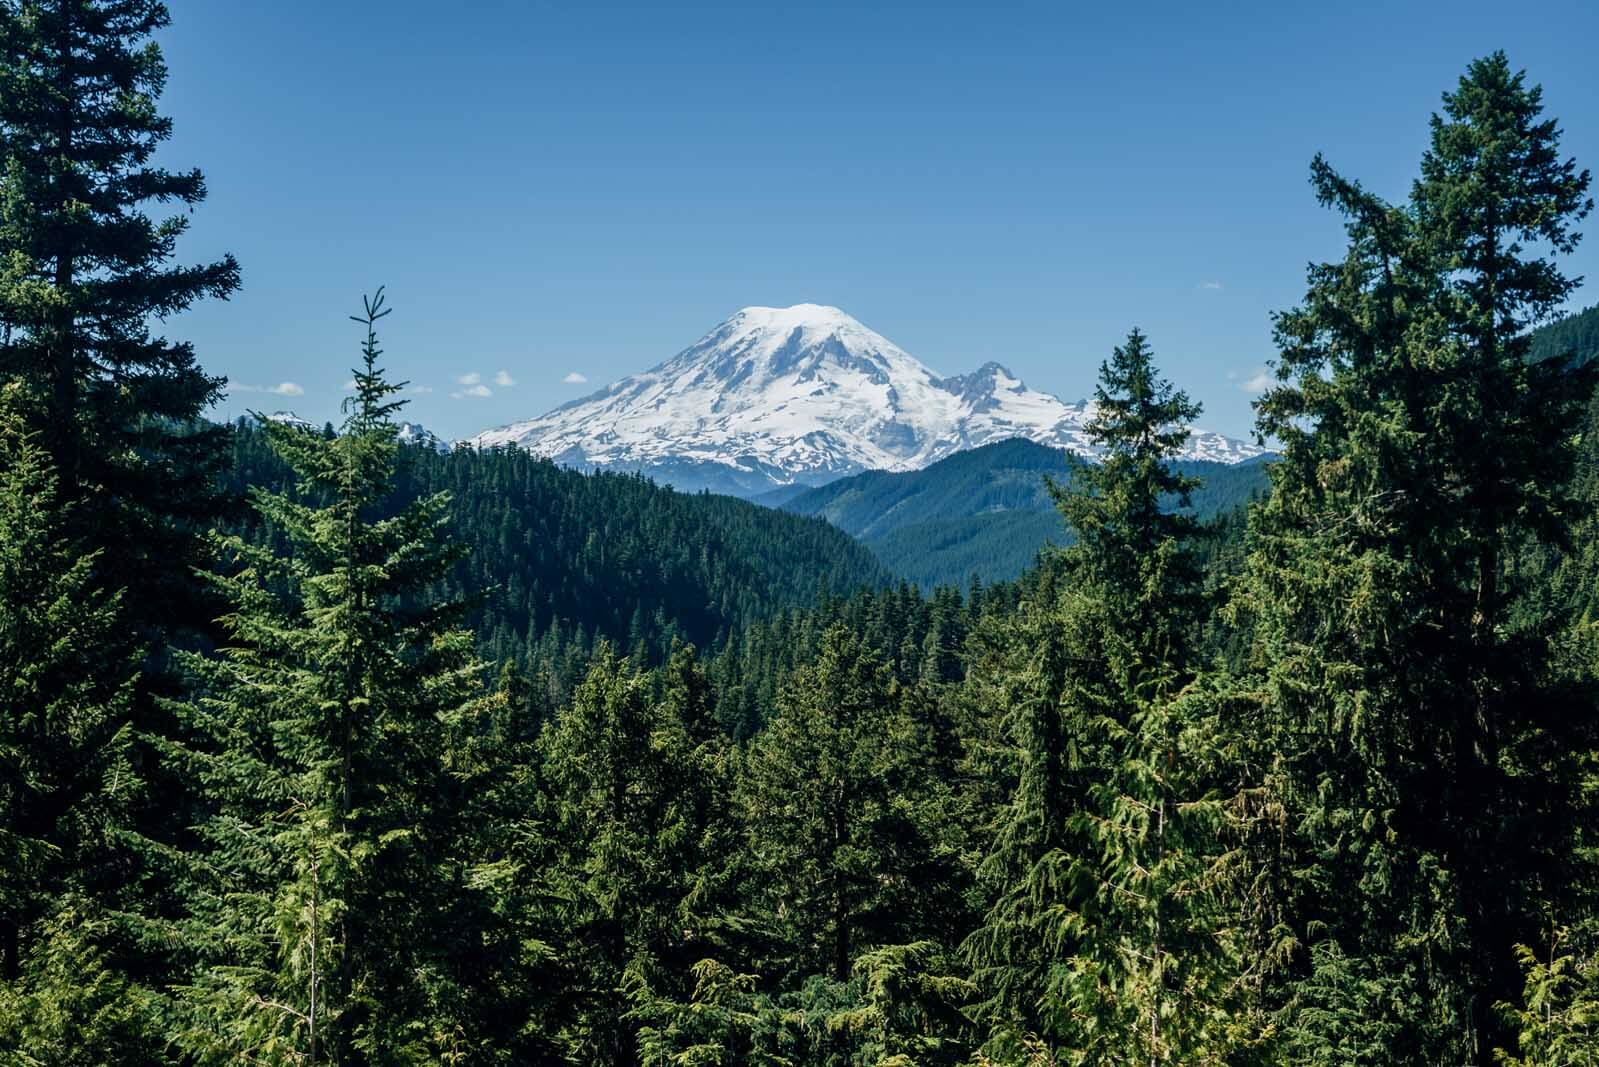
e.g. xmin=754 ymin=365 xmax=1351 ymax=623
xmin=781 ymin=438 xmax=1274 ymax=587
xmin=467 ymin=304 xmax=1265 ymax=496
xmin=257 ymin=412 xmax=448 ymax=453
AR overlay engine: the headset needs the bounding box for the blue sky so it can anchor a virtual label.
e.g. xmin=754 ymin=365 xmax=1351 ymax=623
xmin=159 ymin=0 xmax=1599 ymax=441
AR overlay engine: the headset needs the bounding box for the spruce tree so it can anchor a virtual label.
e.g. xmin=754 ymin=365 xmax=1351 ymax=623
xmin=0 ymin=0 xmax=239 ymax=631
xmin=172 ymin=292 xmax=500 ymax=1064
xmin=739 ymin=625 xmax=925 ymax=985
xmin=1240 ymin=52 xmax=1595 ymax=1063
xmin=965 ymin=330 xmax=1242 ymax=1061
xmin=0 ymin=384 xmax=167 ymax=1061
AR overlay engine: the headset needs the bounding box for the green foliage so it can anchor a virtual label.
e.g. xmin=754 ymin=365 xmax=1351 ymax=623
xmin=0 ymin=0 xmax=239 ymax=634
xmin=171 ymin=294 xmax=511 ymax=1064
xmin=1528 ymin=303 xmax=1599 ymax=366
xmin=0 ymin=387 xmax=160 ymax=1059
xmin=1238 ymin=50 xmax=1595 ymax=1063
xmin=740 ymin=627 xmax=932 ymax=983
xmin=0 ymin=901 xmax=167 ymax=1067
xmin=1496 ymin=928 xmax=1599 ymax=1066
xmin=783 ymin=437 xmax=1271 ymax=587
xmin=965 ymin=330 xmax=1246 ymax=1063
xmin=534 ymin=642 xmax=741 ymax=1063
xmin=225 ymin=421 xmax=888 ymax=699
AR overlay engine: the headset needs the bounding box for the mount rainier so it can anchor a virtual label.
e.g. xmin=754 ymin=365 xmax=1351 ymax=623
xmin=467 ymin=304 xmax=1266 ymax=497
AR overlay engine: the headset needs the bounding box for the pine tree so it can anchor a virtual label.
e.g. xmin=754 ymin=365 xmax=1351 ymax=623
xmin=0 ymin=0 xmax=239 ymax=632
xmin=0 ymin=384 xmax=165 ymax=1061
xmin=1240 ymin=52 xmax=1595 ymax=1063
xmin=172 ymin=292 xmax=501 ymax=1064
xmin=964 ymin=330 xmax=1242 ymax=1062
xmin=535 ymin=641 xmax=742 ymax=1063
xmin=739 ymin=626 xmax=925 ymax=986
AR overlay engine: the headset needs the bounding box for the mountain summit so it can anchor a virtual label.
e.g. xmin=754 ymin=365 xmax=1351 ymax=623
xmin=467 ymin=304 xmax=1265 ymax=496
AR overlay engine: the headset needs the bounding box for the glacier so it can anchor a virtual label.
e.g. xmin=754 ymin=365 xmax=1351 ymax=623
xmin=466 ymin=304 xmax=1266 ymax=497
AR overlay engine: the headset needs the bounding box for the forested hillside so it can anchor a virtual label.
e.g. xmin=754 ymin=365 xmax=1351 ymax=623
xmin=5 ymin=8 xmax=1599 ymax=1067
xmin=1531 ymin=301 xmax=1599 ymax=363
xmin=782 ymin=437 xmax=1272 ymax=585
xmin=225 ymin=421 xmax=887 ymax=693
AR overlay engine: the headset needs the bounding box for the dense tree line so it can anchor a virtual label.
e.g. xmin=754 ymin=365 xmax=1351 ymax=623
xmin=223 ymin=419 xmax=887 ymax=715
xmin=781 ymin=437 xmax=1273 ymax=588
xmin=2 ymin=5 xmax=1599 ymax=1065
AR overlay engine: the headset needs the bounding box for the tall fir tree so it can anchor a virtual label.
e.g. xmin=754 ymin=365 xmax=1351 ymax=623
xmin=1054 ymin=330 xmax=1243 ymax=1065
xmin=739 ymin=625 xmax=928 ymax=987
xmin=1239 ymin=52 xmax=1596 ymax=1064
xmin=0 ymin=383 xmax=170 ymax=1062
xmin=171 ymin=292 xmax=505 ymax=1064
xmin=0 ymin=2 xmax=238 ymax=1046
xmin=0 ymin=0 xmax=239 ymax=632
xmin=964 ymin=331 xmax=1243 ymax=1062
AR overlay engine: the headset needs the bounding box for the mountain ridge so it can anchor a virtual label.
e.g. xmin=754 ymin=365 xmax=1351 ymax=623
xmin=467 ymin=304 xmax=1266 ymax=496
xmin=780 ymin=437 xmax=1274 ymax=587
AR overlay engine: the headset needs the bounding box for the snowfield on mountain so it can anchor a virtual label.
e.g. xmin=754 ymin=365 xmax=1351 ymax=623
xmin=467 ymin=304 xmax=1267 ymax=496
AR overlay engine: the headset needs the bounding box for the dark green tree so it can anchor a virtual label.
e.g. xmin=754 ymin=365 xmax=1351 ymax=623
xmin=0 ymin=0 xmax=239 ymax=631
xmin=0 ymin=384 xmax=167 ymax=1062
xmin=1055 ymin=330 xmax=1242 ymax=1064
xmin=172 ymin=293 xmax=502 ymax=1064
xmin=739 ymin=626 xmax=926 ymax=986
xmin=535 ymin=641 xmax=743 ymax=1064
xmin=965 ymin=330 xmax=1243 ymax=1061
xmin=1239 ymin=52 xmax=1595 ymax=1063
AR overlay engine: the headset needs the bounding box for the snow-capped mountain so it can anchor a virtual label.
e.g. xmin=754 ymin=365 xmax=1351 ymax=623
xmin=258 ymin=411 xmax=448 ymax=453
xmin=467 ymin=304 xmax=1265 ymax=497
xmin=397 ymin=420 xmax=450 ymax=453
xmin=263 ymin=410 xmax=316 ymax=431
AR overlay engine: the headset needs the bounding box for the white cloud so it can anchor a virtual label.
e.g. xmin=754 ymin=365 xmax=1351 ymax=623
xmin=457 ymin=372 xmax=482 ymax=386
xmin=562 ymin=371 xmax=589 ymax=384
xmin=494 ymin=370 xmax=516 ymax=387
xmin=342 ymin=379 xmax=358 ymax=392
xmin=1239 ymin=369 xmax=1274 ymax=393
xmin=231 ymin=381 xmax=306 ymax=397
xmin=451 ymin=384 xmax=493 ymax=399
xmin=410 ymin=385 xmax=434 ymax=395
xmin=1199 ymin=280 xmax=1224 ymax=291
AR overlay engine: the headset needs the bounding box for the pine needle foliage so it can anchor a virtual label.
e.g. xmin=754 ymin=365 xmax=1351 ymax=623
xmin=0 ymin=0 xmax=239 ymax=632
xmin=171 ymin=292 xmax=500 ymax=1065
xmin=1238 ymin=51 xmax=1596 ymax=1064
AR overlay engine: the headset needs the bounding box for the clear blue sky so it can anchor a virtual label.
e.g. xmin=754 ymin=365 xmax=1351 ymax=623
xmin=159 ymin=0 xmax=1599 ymax=442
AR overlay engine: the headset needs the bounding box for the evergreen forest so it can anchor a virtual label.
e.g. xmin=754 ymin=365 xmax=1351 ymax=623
xmin=5 ymin=5 xmax=1599 ymax=1065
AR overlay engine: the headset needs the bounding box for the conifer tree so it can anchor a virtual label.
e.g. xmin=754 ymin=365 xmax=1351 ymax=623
xmin=0 ymin=385 xmax=166 ymax=1061
xmin=739 ymin=626 xmax=925 ymax=985
xmin=1054 ymin=330 xmax=1241 ymax=1064
xmin=0 ymin=0 xmax=239 ymax=631
xmin=1240 ymin=52 xmax=1595 ymax=1063
xmin=965 ymin=330 xmax=1241 ymax=1062
xmin=961 ymin=560 xmax=1080 ymax=1054
xmin=172 ymin=292 xmax=501 ymax=1064
xmin=535 ymin=641 xmax=741 ymax=1064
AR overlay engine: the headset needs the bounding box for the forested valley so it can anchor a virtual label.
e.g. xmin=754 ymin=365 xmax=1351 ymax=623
xmin=5 ymin=4 xmax=1599 ymax=1065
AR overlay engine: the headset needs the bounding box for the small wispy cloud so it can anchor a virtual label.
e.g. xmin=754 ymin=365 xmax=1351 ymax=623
xmin=451 ymin=384 xmax=493 ymax=399
xmin=232 ymin=381 xmax=306 ymax=397
xmin=410 ymin=385 xmax=434 ymax=395
xmin=1199 ymin=280 xmax=1224 ymax=291
xmin=457 ymin=372 xmax=482 ymax=386
xmin=1238 ymin=368 xmax=1274 ymax=393
xmin=494 ymin=370 xmax=516 ymax=387
xmin=563 ymin=371 xmax=588 ymax=385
